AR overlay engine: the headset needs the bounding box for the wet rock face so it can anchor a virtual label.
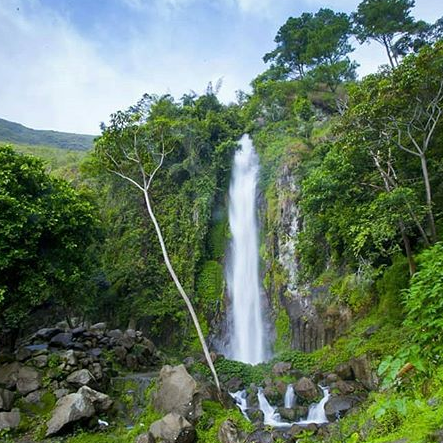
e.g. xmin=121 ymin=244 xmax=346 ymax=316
xmin=262 ymin=163 xmax=352 ymax=353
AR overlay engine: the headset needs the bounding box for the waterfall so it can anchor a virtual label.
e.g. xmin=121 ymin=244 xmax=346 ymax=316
xmin=226 ymin=134 xmax=266 ymax=364
xmin=298 ymin=386 xmax=330 ymax=425
xmin=284 ymin=384 xmax=295 ymax=408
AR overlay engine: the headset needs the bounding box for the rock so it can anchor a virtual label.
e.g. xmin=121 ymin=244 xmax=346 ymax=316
xmin=246 ymin=408 xmax=264 ymax=426
xmin=226 ymin=377 xmax=244 ymax=392
xmin=118 ymin=332 xmax=135 ymax=350
xmin=72 ymin=326 xmax=86 ymax=337
xmin=54 ymin=388 xmax=70 ymax=399
xmin=90 ymin=322 xmax=107 ymax=332
xmin=17 ymin=366 xmax=41 ymax=395
xmin=325 ymin=373 xmax=339 ymax=384
xmin=89 ymin=348 xmax=102 ymax=359
xmin=335 ymin=362 xmax=354 ymax=381
xmin=0 ymin=408 xmax=21 ymax=430
xmin=332 ymin=380 xmax=356 ymax=395
xmin=66 ymin=369 xmax=95 ymax=388
xmin=62 ymin=350 xmax=78 ymax=366
xmin=107 ymin=329 xmax=123 ymax=340
xmin=114 ymin=346 xmax=127 ymax=362
xmin=16 ymin=347 xmax=32 ymax=362
xmin=218 ymin=419 xmax=241 ymax=443
xmin=288 ymin=424 xmax=305 ymax=437
xmin=325 ymin=395 xmax=360 ymax=421
xmin=294 ymin=377 xmax=319 ymax=401
xmin=293 ymin=405 xmax=309 ymax=420
xmin=26 ymin=344 xmax=49 ymax=355
xmin=91 ymin=363 xmax=103 ymax=380
xmin=50 ymin=332 xmax=73 ymax=348
xmin=23 ymin=390 xmax=41 ymax=404
xmin=35 ymin=328 xmax=62 ymax=341
xmin=363 ymin=325 xmax=380 ymax=338
xmin=153 ymin=364 xmax=203 ymax=423
xmin=350 ymin=354 xmax=378 ymax=390
xmin=272 ymin=361 xmax=292 ymax=376
xmin=149 ymin=413 xmax=195 ymax=443
xmin=0 ymin=388 xmax=14 ymax=411
xmin=183 ymin=357 xmax=195 ymax=368
xmin=135 ymin=433 xmax=155 ymax=443
xmin=126 ymin=353 xmax=138 ymax=370
xmin=0 ymin=362 xmax=21 ymax=389
xmin=245 ymin=430 xmax=273 ymax=443
xmin=45 ymin=392 xmax=95 ymax=436
xmin=33 ymin=354 xmax=49 ymax=368
xmin=77 ymin=386 xmax=112 ymax=412
xmin=278 ymin=407 xmax=297 ymax=422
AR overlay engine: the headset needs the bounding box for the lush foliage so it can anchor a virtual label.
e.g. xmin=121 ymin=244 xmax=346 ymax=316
xmin=0 ymin=145 xmax=98 ymax=332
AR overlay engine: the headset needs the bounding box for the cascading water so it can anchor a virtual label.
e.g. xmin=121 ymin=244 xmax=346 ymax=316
xmin=231 ymin=385 xmax=330 ymax=428
xmin=226 ymin=134 xmax=266 ymax=364
xmin=284 ymin=384 xmax=295 ymax=408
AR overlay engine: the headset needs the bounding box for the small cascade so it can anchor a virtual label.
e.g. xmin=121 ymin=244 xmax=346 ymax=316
xmin=229 ymin=390 xmax=249 ymax=419
xmin=230 ymin=385 xmax=330 ymax=428
xmin=284 ymin=384 xmax=295 ymax=408
xmin=258 ymin=388 xmax=290 ymax=428
xmin=297 ymin=386 xmax=330 ymax=425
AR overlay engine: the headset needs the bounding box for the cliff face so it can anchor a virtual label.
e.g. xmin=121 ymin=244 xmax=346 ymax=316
xmin=262 ymin=158 xmax=351 ymax=353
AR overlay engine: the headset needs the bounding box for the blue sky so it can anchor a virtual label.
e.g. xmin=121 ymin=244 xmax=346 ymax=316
xmin=0 ymin=0 xmax=441 ymax=134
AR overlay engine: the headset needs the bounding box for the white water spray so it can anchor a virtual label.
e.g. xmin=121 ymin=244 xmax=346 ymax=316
xmin=284 ymin=384 xmax=295 ymax=408
xmin=226 ymin=134 xmax=266 ymax=364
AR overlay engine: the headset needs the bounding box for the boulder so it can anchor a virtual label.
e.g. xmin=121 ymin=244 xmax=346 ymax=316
xmin=218 ymin=419 xmax=241 ymax=443
xmin=278 ymin=407 xmax=297 ymax=422
xmin=335 ymin=362 xmax=354 ymax=381
xmin=24 ymin=390 xmax=45 ymax=405
xmin=45 ymin=392 xmax=95 ymax=436
xmin=77 ymin=386 xmax=112 ymax=412
xmin=272 ymin=361 xmax=292 ymax=376
xmin=226 ymin=377 xmax=244 ymax=392
xmin=33 ymin=354 xmax=49 ymax=368
xmin=54 ymin=388 xmax=70 ymax=399
xmin=350 ymin=355 xmax=378 ymax=390
xmin=107 ymin=329 xmax=123 ymax=340
xmin=294 ymin=377 xmax=319 ymax=401
xmin=72 ymin=326 xmax=86 ymax=337
xmin=0 ymin=408 xmax=20 ymax=430
xmin=325 ymin=395 xmax=360 ymax=421
xmin=245 ymin=430 xmax=274 ymax=443
xmin=153 ymin=364 xmax=203 ymax=423
xmin=0 ymin=362 xmax=21 ymax=389
xmin=66 ymin=369 xmax=95 ymax=388
xmin=288 ymin=424 xmax=305 ymax=437
xmin=0 ymin=388 xmax=14 ymax=411
xmin=35 ymin=328 xmax=62 ymax=341
xmin=149 ymin=413 xmax=195 ymax=443
xmin=135 ymin=433 xmax=155 ymax=443
xmin=90 ymin=322 xmax=107 ymax=332
xmin=50 ymin=332 xmax=73 ymax=348
xmin=17 ymin=366 xmax=41 ymax=395
xmin=332 ymin=380 xmax=356 ymax=395
xmin=62 ymin=350 xmax=77 ymax=366
xmin=15 ymin=347 xmax=32 ymax=362
xmin=118 ymin=332 xmax=135 ymax=350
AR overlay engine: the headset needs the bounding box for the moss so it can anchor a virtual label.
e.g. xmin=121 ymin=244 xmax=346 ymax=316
xmin=274 ymin=308 xmax=292 ymax=354
xmin=196 ymin=400 xmax=254 ymax=443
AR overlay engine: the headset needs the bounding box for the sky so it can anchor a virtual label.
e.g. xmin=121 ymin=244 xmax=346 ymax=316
xmin=0 ymin=0 xmax=441 ymax=134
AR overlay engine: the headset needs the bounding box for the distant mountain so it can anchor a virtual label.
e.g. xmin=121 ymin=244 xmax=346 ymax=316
xmin=0 ymin=118 xmax=96 ymax=151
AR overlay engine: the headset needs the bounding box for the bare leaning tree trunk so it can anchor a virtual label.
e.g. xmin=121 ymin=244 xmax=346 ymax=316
xmin=142 ymin=189 xmax=221 ymax=391
xmin=106 ymin=133 xmax=221 ymax=393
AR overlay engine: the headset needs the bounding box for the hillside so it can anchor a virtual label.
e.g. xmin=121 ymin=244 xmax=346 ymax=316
xmin=0 ymin=117 xmax=95 ymax=150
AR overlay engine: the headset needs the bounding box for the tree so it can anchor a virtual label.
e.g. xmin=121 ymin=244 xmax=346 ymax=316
xmin=352 ymin=0 xmax=416 ymax=68
xmin=264 ymin=9 xmax=356 ymax=91
xmin=95 ymin=94 xmax=221 ymax=391
xmin=0 ymin=145 xmax=97 ymax=336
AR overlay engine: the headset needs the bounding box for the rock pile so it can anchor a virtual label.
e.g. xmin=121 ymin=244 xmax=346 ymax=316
xmin=0 ymin=322 xmax=158 ymax=433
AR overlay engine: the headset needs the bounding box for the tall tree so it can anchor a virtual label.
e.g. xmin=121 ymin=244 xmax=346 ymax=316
xmin=352 ymin=0 xmax=416 ymax=68
xmin=264 ymin=8 xmax=356 ymax=91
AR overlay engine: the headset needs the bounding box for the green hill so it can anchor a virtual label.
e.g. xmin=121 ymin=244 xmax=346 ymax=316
xmin=0 ymin=117 xmax=96 ymax=150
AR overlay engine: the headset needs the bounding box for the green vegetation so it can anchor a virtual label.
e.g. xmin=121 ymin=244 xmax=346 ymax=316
xmin=0 ymin=117 xmax=95 ymax=150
